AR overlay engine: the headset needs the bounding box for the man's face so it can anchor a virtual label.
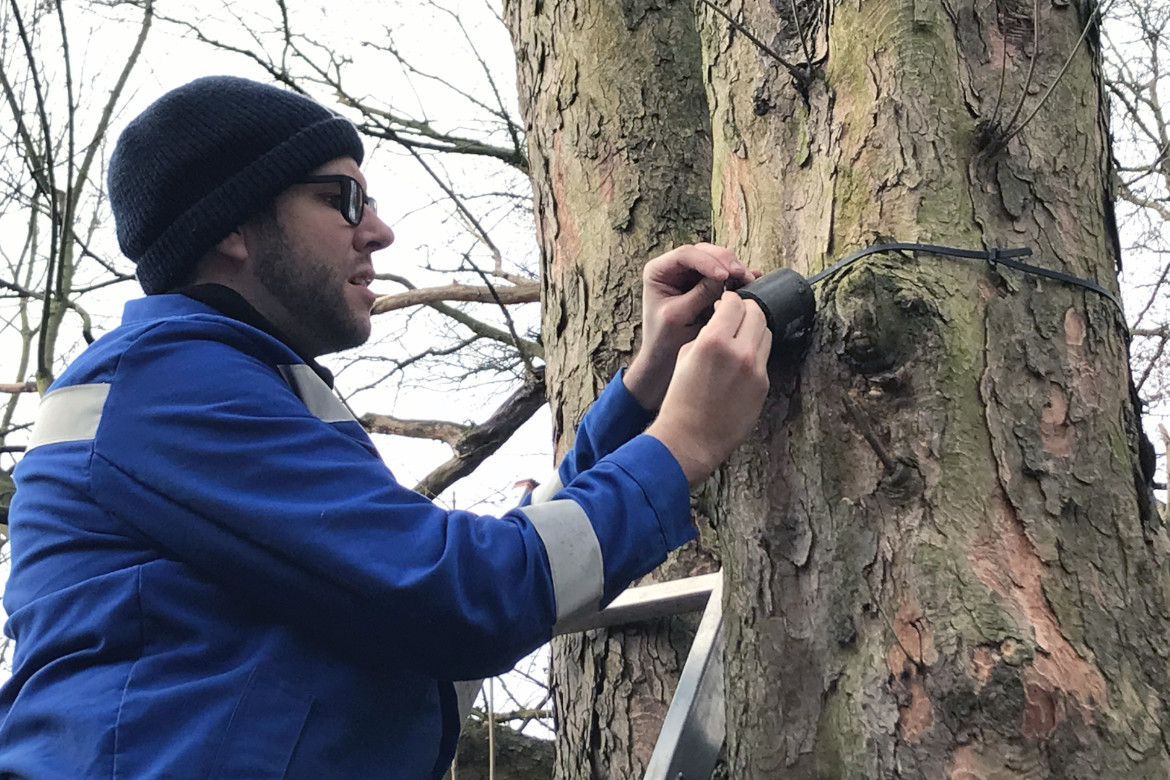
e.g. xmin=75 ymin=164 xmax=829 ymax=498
xmin=245 ymin=157 xmax=394 ymax=357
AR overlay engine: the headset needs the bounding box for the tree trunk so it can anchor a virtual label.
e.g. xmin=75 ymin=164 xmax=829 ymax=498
xmin=509 ymin=0 xmax=1168 ymax=775
xmin=504 ymin=1 xmax=719 ymax=777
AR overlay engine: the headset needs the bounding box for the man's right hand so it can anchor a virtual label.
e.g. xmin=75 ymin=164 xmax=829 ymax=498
xmin=645 ymin=291 xmax=772 ymax=485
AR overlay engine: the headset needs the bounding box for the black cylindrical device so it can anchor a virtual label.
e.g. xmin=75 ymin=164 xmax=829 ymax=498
xmin=735 ymin=268 xmax=816 ymax=350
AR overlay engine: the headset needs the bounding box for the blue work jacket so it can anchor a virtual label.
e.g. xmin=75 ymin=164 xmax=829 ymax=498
xmin=0 ymin=290 xmax=693 ymax=779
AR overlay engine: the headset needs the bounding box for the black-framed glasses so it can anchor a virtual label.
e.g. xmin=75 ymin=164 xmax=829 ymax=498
xmin=297 ymin=174 xmax=377 ymax=226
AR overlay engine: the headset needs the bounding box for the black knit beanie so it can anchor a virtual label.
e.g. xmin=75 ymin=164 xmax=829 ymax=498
xmin=108 ymin=76 xmax=365 ymax=294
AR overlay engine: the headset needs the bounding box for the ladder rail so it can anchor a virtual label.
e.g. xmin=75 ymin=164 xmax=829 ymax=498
xmin=641 ymin=575 xmax=725 ymax=780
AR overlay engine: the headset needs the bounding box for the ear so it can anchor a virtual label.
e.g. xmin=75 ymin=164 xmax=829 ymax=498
xmin=212 ymin=227 xmax=250 ymax=265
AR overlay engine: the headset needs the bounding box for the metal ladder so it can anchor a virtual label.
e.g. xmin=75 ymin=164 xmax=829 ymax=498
xmin=458 ymin=572 xmax=726 ymax=779
xmin=563 ymin=572 xmax=725 ymax=780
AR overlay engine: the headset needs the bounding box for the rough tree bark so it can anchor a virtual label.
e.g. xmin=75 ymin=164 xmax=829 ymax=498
xmin=510 ymin=0 xmax=1167 ymax=776
xmin=504 ymin=1 xmax=720 ymax=777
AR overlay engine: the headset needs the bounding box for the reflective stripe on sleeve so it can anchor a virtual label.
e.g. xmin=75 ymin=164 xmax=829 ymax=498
xmin=527 ymin=473 xmax=563 ymax=505
xmin=519 ymin=499 xmax=603 ymax=623
xmin=277 ymin=364 xmax=354 ymax=423
xmin=26 ymin=383 xmax=111 ymax=451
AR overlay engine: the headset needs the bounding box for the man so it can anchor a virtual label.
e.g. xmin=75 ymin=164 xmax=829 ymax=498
xmin=0 ymin=76 xmax=771 ymax=778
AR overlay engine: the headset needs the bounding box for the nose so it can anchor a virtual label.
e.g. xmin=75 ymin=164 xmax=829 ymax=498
xmin=356 ymin=209 xmax=395 ymax=252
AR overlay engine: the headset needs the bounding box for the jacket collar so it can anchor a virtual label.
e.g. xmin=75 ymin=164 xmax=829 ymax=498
xmin=121 ymin=285 xmax=335 ymax=387
xmin=178 ymin=284 xmax=335 ymax=387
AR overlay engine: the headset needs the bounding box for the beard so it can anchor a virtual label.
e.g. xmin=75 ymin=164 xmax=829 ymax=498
xmin=251 ymin=218 xmax=371 ymax=355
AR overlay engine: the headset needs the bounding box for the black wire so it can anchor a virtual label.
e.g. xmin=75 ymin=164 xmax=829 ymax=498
xmin=807 ymin=242 xmax=1127 ymax=334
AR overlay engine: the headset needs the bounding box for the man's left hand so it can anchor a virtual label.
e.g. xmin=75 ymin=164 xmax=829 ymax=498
xmin=624 ymin=243 xmax=759 ymax=410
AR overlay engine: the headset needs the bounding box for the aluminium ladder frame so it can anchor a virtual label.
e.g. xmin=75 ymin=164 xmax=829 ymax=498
xmin=455 ymin=571 xmax=726 ymax=780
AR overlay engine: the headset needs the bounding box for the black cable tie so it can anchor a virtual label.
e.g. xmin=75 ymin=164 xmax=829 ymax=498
xmin=804 ymin=241 xmax=1129 ymax=338
xmin=805 ymin=242 xmax=1027 ymax=285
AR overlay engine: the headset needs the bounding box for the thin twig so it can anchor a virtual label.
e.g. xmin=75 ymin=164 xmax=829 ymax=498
xmin=1005 ymin=0 xmax=1119 ymax=142
xmin=1135 ymin=331 xmax=1168 ymax=392
xmin=1002 ymin=0 xmax=1042 ymax=135
xmin=72 ymin=0 xmax=153 ymax=216
xmin=787 ymin=0 xmax=815 ymax=68
xmin=7 ymin=0 xmax=60 ymax=386
xmin=697 ymin=0 xmax=809 ymax=81
xmin=464 ymin=256 xmax=537 ymax=377
xmin=405 ymin=147 xmax=540 ymax=377
xmin=55 ymin=1 xmax=76 ymax=304
xmin=342 ymin=335 xmax=481 ymax=398
xmin=990 ymin=18 xmax=1010 ymax=125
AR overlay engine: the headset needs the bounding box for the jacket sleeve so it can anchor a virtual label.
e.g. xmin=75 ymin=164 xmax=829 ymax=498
xmin=525 ymin=369 xmax=660 ymax=504
xmin=87 ymin=321 xmax=693 ymax=680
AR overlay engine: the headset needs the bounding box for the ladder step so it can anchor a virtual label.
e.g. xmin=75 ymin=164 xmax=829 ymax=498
xmin=554 ymin=572 xmax=719 ymax=635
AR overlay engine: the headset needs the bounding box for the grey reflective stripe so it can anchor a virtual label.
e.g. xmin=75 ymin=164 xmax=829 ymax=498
xmin=454 ymin=679 xmax=484 ymax=725
xmin=528 ymin=472 xmax=563 ymax=505
xmin=26 ymin=383 xmax=111 ymax=451
xmin=277 ymin=364 xmax=354 ymax=423
xmin=520 ymin=499 xmax=604 ymax=623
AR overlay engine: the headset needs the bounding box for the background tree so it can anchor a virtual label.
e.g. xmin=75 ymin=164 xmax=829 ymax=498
xmin=1105 ymin=0 xmax=1170 ymax=494
xmin=0 ymin=0 xmax=550 ymax=520
xmin=0 ymin=0 xmax=152 ymax=659
xmin=507 ymin=0 xmax=1169 ymax=776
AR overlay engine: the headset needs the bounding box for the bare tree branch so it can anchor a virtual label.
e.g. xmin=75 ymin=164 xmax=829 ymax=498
xmin=372 ymin=280 xmax=538 ymax=314
xmin=0 ymin=382 xmax=35 ymax=395
xmin=375 ymin=273 xmax=542 ymax=360
xmin=360 ymin=415 xmax=469 ymax=445
xmin=412 ymin=367 xmax=546 ymax=499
